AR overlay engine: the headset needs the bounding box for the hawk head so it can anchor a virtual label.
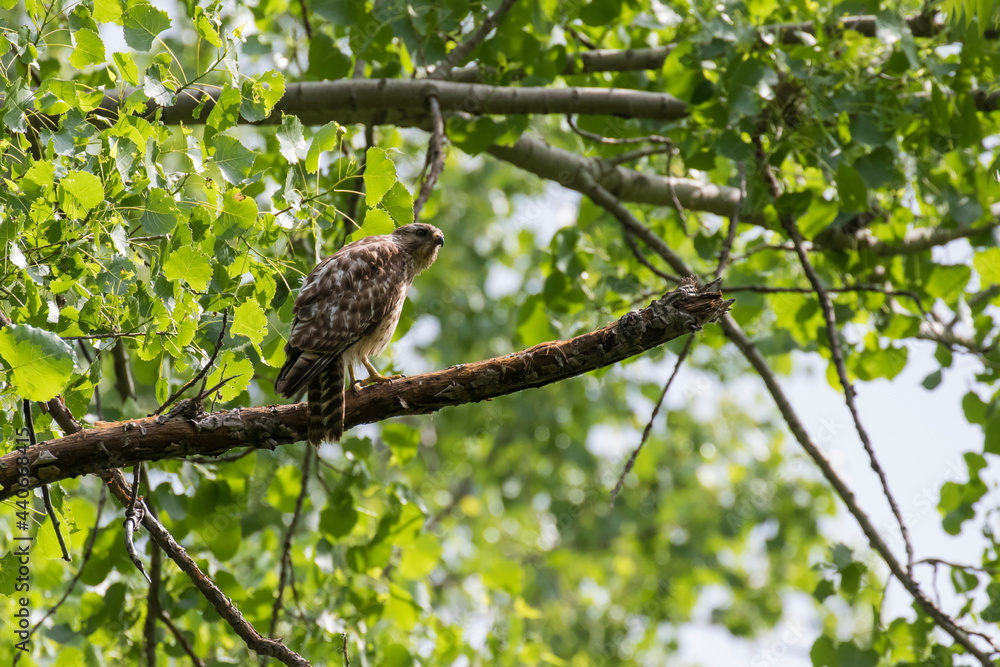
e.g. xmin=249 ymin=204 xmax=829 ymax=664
xmin=392 ymin=223 xmax=445 ymax=273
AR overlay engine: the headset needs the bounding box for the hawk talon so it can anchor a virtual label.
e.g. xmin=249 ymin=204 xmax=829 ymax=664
xmin=362 ymin=372 xmax=404 ymax=386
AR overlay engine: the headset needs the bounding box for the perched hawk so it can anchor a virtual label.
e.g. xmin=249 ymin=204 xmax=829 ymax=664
xmin=275 ymin=223 xmax=445 ymax=446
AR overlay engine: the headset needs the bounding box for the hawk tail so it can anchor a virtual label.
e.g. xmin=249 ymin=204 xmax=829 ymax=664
xmin=307 ymin=361 xmax=345 ymax=447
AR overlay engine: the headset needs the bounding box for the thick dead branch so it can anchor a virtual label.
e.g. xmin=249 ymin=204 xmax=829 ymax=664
xmin=0 ymin=283 xmax=733 ymax=497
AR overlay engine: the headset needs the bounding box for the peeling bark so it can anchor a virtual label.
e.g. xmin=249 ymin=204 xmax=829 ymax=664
xmin=0 ymin=281 xmax=732 ymax=500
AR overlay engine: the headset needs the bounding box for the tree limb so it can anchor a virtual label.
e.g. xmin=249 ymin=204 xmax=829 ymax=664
xmin=0 ymin=283 xmax=733 ymax=497
xmin=94 ymin=80 xmax=688 ymax=128
xmin=429 ymin=0 xmax=518 ymax=80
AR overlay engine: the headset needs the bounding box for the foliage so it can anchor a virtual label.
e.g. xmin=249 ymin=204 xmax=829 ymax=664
xmin=0 ymin=0 xmax=998 ymax=665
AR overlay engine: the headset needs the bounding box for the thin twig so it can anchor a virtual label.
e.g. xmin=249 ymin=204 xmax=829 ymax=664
xmin=916 ymin=558 xmax=1000 ymax=575
xmin=665 ymin=148 xmax=690 ymax=232
xmin=12 ymin=486 xmax=106 ymax=666
xmin=412 ymin=96 xmax=446 ymax=222
xmin=102 ymin=468 xmax=312 ymax=666
xmin=266 ymin=447 xmax=314 ymax=647
xmin=296 ymin=0 xmax=312 ymax=40
xmin=344 ymin=126 xmax=373 ymax=230
xmin=342 ymin=633 xmax=350 ymax=667
xmin=753 ymin=138 xmax=916 ymax=579
xmin=145 ymin=507 xmax=163 ymax=666
xmin=604 ymin=145 xmax=673 ymax=165
xmin=124 ymin=464 xmax=150 ymax=583
xmin=188 ymin=448 xmax=257 ymax=465
xmin=715 ymin=163 xmax=745 ymax=279
xmin=430 ymin=0 xmax=518 ymax=79
xmin=623 ymin=230 xmax=680 ymax=283
xmin=566 ymin=114 xmax=671 ymax=145
xmin=611 ymin=335 xmax=694 ymax=505
xmin=574 ymin=177 xmax=995 ymax=666
xmin=23 ymin=401 xmax=71 ymax=562
xmin=724 ymin=284 xmax=927 ymax=315
xmin=159 ymin=611 xmax=206 ymax=667
xmin=152 ymin=310 xmax=229 ymax=416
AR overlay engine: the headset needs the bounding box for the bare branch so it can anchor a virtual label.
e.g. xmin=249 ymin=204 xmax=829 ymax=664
xmin=715 ymin=163 xmax=746 ymax=279
xmin=94 ymin=80 xmax=689 ymax=128
xmin=22 ymin=401 xmax=70 ymax=562
xmin=1 ymin=283 xmax=733 ymax=496
xmin=572 ymin=177 xmax=995 ymax=665
xmin=153 ymin=310 xmax=229 ymax=416
xmin=412 ymin=96 xmax=446 ymax=222
xmin=724 ymin=284 xmax=927 ymax=315
xmin=101 ymin=468 xmax=313 ymax=666
xmin=429 ymin=0 xmax=518 ymax=80
xmin=623 ymin=230 xmax=680 ymax=283
xmin=566 ymin=114 xmax=670 ymax=145
xmin=159 ymin=611 xmax=206 ymax=667
xmin=266 ymin=447 xmax=313 ymax=646
xmin=754 ymin=140 xmax=916 ymax=575
xmin=611 ymin=333 xmax=694 ymax=505
xmin=12 ymin=485 xmax=105 ymax=666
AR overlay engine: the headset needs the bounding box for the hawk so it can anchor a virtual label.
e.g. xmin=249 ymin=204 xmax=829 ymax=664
xmin=275 ymin=223 xmax=445 ymax=446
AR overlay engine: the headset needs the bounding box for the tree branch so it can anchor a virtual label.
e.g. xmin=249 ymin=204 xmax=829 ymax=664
xmin=0 ymin=283 xmax=733 ymax=497
xmin=446 ymin=13 xmax=942 ymax=82
xmin=571 ymin=178 xmax=995 ymax=665
xmin=101 ymin=468 xmax=312 ymax=667
xmin=429 ymin=0 xmax=518 ymax=80
xmin=94 ymin=80 xmax=688 ymax=128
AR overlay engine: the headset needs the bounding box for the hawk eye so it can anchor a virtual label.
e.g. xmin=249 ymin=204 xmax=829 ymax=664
xmin=416 ymin=229 xmax=428 ymax=237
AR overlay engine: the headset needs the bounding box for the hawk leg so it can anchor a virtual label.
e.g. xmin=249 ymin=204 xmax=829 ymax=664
xmin=361 ymin=356 xmax=404 ymax=385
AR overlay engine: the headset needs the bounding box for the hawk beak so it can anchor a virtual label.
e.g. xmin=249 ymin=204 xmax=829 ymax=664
xmin=434 ymin=234 xmax=445 ymax=247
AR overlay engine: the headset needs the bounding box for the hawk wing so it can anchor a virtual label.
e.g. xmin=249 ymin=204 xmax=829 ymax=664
xmin=275 ymin=236 xmax=408 ymax=398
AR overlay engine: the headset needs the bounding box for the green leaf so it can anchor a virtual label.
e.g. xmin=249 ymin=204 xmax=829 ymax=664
xmin=216 ymin=189 xmax=258 ymax=240
xmin=266 ymin=465 xmax=303 ymax=513
xmin=2 ymin=82 xmax=33 ymax=134
xmin=363 ymin=147 xmax=396 ymax=206
xmin=397 ymin=533 xmax=440 ymax=579
xmin=211 ymin=135 xmax=257 ymax=184
xmin=0 ymin=325 xmax=78 ymax=401
xmin=320 ymin=494 xmax=358 ymax=539
xmin=240 ymin=70 xmax=285 ymax=122
xmin=194 ymin=7 xmax=223 ymax=48
xmin=382 ymin=182 xmax=413 ymax=225
xmin=205 ymin=350 xmax=254 ymax=401
xmin=69 ymin=29 xmax=105 ymax=70
xmin=923 ymin=263 xmax=970 ymax=300
xmin=138 ymin=188 xmax=180 ymax=235
xmin=982 ymin=582 xmax=1000 ymax=622
xmin=143 ymin=64 xmax=176 ymax=106
xmin=112 ymin=52 xmax=139 ymax=86
xmin=810 ymin=636 xmax=839 ymax=667
xmin=348 ymin=207 xmax=395 ymax=242
xmin=308 ymin=32 xmax=352 ymax=80
xmin=276 ymin=114 xmax=306 ymax=163
xmin=93 ymin=0 xmax=122 ymax=23
xmin=206 ymin=85 xmax=242 ymax=134
xmin=974 ymin=247 xmax=1000 ymax=285
xmin=123 ymin=3 xmax=172 ymax=52
xmin=835 ymin=163 xmax=867 ymax=213
xmin=305 ymin=121 xmax=343 ymax=173
xmin=380 ymin=423 xmax=419 ymax=464
xmin=163 ymin=246 xmax=213 ymax=291
xmin=231 ymin=300 xmax=267 ymax=347
xmin=61 ymin=171 xmax=104 ymax=212
xmin=961 ymin=391 xmax=988 ymax=425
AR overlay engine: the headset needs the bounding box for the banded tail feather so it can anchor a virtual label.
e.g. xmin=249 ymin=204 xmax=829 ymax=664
xmin=306 ymin=361 xmax=346 ymax=447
